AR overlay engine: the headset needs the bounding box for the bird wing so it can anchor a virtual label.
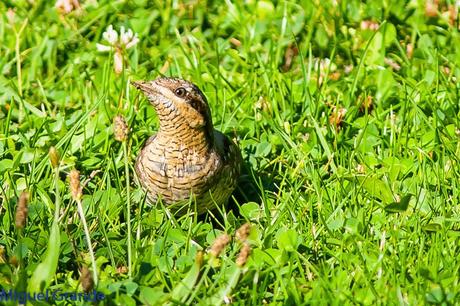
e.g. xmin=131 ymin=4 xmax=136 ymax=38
xmin=213 ymin=130 xmax=242 ymax=188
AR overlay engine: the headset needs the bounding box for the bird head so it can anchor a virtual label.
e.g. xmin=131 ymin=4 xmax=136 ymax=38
xmin=132 ymin=77 xmax=213 ymax=134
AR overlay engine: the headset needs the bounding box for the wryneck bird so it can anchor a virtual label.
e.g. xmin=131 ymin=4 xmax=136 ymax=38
xmin=132 ymin=77 xmax=241 ymax=215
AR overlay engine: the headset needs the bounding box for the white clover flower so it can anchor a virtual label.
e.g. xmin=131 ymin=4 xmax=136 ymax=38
xmin=119 ymin=26 xmax=131 ymax=44
xmin=97 ymin=24 xmax=139 ymax=52
xmin=97 ymin=25 xmax=139 ymax=75
xmin=103 ymin=25 xmax=118 ymax=45
xmin=125 ymin=36 xmax=139 ymax=49
xmin=96 ymin=43 xmax=112 ymax=52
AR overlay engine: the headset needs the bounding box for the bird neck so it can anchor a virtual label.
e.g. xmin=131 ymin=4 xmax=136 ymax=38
xmin=157 ymin=121 xmax=214 ymax=153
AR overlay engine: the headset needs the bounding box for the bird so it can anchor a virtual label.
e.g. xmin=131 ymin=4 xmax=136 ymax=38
xmin=132 ymin=77 xmax=242 ymax=215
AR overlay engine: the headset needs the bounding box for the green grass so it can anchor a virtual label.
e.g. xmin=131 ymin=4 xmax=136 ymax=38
xmin=1 ymin=0 xmax=460 ymax=305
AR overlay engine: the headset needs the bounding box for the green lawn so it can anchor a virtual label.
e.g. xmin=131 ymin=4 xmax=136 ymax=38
xmin=1 ymin=0 xmax=460 ymax=305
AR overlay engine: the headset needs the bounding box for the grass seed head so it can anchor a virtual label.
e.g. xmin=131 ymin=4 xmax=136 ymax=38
xmin=15 ymin=191 xmax=29 ymax=229
xmin=360 ymin=95 xmax=373 ymax=113
xmin=69 ymin=169 xmax=82 ymax=201
xmin=235 ymin=223 xmax=251 ymax=243
xmin=236 ymin=243 xmax=251 ymax=267
xmin=80 ymin=266 xmax=94 ymax=292
xmin=209 ymin=234 xmax=231 ymax=257
xmin=329 ymin=106 xmax=347 ymax=128
xmin=117 ymin=266 xmax=128 ymax=274
xmin=49 ymin=146 xmax=60 ymax=168
xmin=229 ymin=37 xmax=241 ymax=47
xmin=113 ymin=115 xmax=128 ymax=142
xmin=282 ymin=43 xmax=299 ymax=72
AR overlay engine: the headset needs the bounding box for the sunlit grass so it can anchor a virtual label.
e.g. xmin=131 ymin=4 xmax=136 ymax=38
xmin=1 ymin=1 xmax=460 ymax=305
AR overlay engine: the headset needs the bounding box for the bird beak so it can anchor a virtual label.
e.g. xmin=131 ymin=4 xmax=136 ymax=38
xmin=131 ymin=80 xmax=148 ymax=91
xmin=131 ymin=80 xmax=163 ymax=97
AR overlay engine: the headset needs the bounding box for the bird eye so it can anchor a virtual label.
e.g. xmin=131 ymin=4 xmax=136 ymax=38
xmin=174 ymin=87 xmax=186 ymax=97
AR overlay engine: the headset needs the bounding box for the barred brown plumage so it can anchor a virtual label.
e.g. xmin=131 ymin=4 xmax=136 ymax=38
xmin=132 ymin=77 xmax=242 ymax=215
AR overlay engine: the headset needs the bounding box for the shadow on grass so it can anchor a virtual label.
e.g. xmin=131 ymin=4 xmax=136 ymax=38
xmin=227 ymin=161 xmax=272 ymax=216
xmin=200 ymin=158 xmax=276 ymax=229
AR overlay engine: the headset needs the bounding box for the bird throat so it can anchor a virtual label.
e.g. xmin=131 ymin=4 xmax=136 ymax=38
xmin=157 ymin=121 xmax=213 ymax=158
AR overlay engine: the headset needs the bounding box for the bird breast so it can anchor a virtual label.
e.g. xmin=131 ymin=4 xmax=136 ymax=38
xmin=136 ymin=135 xmax=223 ymax=203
